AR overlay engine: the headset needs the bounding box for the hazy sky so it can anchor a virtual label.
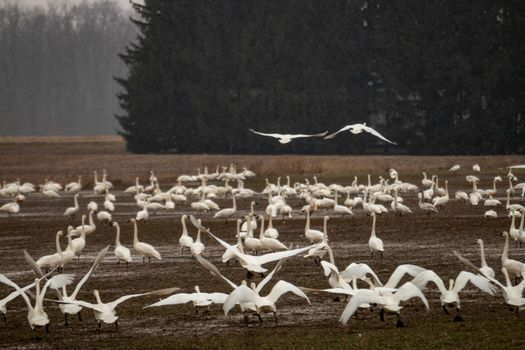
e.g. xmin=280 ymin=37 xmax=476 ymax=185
xmin=2 ymin=0 xmax=137 ymax=10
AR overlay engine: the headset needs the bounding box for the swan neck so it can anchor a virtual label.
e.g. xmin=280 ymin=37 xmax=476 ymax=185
xmin=479 ymin=241 xmax=487 ymax=266
xmin=56 ymin=232 xmax=62 ymax=253
xmin=133 ymin=221 xmax=138 ymax=244
xmin=259 ymin=216 xmax=265 ymax=239
xmin=181 ymin=216 xmax=188 ymax=236
xmin=115 ymin=225 xmax=121 ymax=245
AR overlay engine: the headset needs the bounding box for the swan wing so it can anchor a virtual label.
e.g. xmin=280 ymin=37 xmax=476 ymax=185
xmin=202 ymin=292 xmax=229 ymax=304
xmin=249 ymin=129 xmax=285 ymax=139
xmin=288 ymin=131 xmax=328 ymax=139
xmin=384 ymin=264 xmax=427 ymax=289
xmin=0 ymin=274 xmax=33 ymax=310
xmin=223 ymin=285 xmax=257 ymax=315
xmin=340 ymin=263 xmax=382 ymax=286
xmin=256 ymin=258 xmax=287 ymax=294
xmin=411 ymin=270 xmax=447 ymax=293
xmin=320 ymin=260 xmax=339 ymax=277
xmin=110 ymin=287 xmax=180 ymax=308
xmin=339 ymin=290 xmax=383 ymax=324
xmin=194 ymin=254 xmax=237 ymax=289
xmin=394 ymin=282 xmax=429 ymax=310
xmin=1 ymin=283 xmax=35 ymax=305
xmin=71 ymin=246 xmax=109 ymax=299
xmin=301 ymin=287 xmax=356 ymax=296
xmin=254 ymin=245 xmax=317 ymax=266
xmin=454 ymin=271 xmax=497 ymax=295
xmin=57 ymin=299 xmax=104 ymax=313
xmin=361 ymin=125 xmax=397 ymax=145
xmin=267 ymin=280 xmax=310 ymax=304
xmin=452 ymin=251 xmax=505 ymax=288
xmin=146 ymin=293 xmax=194 ymax=307
xmin=324 ymin=125 xmax=354 ymax=140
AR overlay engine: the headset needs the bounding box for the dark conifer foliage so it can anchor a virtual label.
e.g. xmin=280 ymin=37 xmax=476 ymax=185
xmin=116 ymin=0 xmax=524 ymax=154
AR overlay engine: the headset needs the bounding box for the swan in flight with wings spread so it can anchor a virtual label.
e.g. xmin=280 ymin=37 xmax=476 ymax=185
xmin=249 ymin=129 xmax=328 ymax=144
xmin=324 ymin=123 xmax=397 ymax=145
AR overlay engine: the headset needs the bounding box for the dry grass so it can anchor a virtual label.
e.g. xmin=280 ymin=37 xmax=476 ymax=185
xmin=0 ymin=136 xmax=523 ymax=187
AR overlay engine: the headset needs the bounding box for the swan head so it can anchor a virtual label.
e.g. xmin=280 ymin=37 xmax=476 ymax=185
xmin=194 ymin=285 xmax=200 ymax=293
xmin=112 ymin=221 xmax=119 ymax=228
xmin=502 ymin=231 xmax=509 ymax=237
xmin=476 ymin=238 xmax=483 ymax=245
xmin=250 ymin=282 xmax=257 ymax=290
xmin=57 ymin=231 xmax=64 ymax=237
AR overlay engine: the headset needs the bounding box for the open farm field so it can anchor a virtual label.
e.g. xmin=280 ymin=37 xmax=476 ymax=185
xmin=0 ymin=137 xmax=524 ymax=349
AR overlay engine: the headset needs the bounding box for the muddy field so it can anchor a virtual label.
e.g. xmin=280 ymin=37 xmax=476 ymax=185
xmin=1 ymin=137 xmax=525 ymax=349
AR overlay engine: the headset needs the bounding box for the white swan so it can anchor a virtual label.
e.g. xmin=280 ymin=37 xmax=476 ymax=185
xmin=65 ymin=176 xmax=82 ymax=193
xmin=63 ymin=194 xmax=80 ymax=218
xmin=418 ymin=192 xmax=438 ymax=214
xmin=131 ymin=218 xmax=161 ymax=262
xmin=191 ymin=216 xmax=317 ymax=275
xmin=178 ymin=215 xmax=194 ymax=253
xmin=304 ymin=208 xmax=324 ymax=244
xmin=477 ymin=239 xmax=495 ymax=279
xmin=190 ymin=219 xmax=205 ymax=256
xmin=259 ymin=216 xmax=287 ymax=252
xmin=368 ymin=213 xmax=384 ymax=258
xmin=339 ymin=282 xmax=428 ymax=327
xmin=391 ymin=188 xmax=411 ymax=215
xmin=213 ymin=195 xmax=237 ymax=222
xmin=146 ymin=285 xmax=228 ymax=313
xmin=0 ymin=273 xmax=74 ymax=335
xmin=250 ymin=128 xmax=328 ymax=144
xmin=223 ymin=279 xmax=310 ymax=322
xmin=113 ymin=222 xmax=131 ymax=264
xmin=244 ymin=215 xmax=263 ymax=255
xmin=324 ymin=123 xmax=396 ymax=144
xmin=264 ymin=213 xmax=279 ymax=239
xmin=333 ymin=192 xmax=353 ymax=216
xmin=449 ymin=164 xmax=461 ymax=173
xmin=412 ymin=270 xmax=496 ymax=321
xmin=501 ymin=231 xmax=525 ymax=280
xmin=61 ymin=287 xmax=177 ymax=331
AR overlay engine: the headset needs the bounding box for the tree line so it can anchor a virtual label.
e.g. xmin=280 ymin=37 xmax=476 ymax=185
xmin=117 ymin=0 xmax=525 ymax=154
xmin=0 ymin=1 xmax=136 ymax=136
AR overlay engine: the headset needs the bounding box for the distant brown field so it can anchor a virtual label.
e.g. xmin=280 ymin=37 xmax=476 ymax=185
xmin=0 ymin=136 xmax=523 ymax=187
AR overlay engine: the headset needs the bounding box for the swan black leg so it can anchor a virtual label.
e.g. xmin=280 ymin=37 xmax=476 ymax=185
xmin=453 ymin=307 xmax=463 ymax=322
xmin=442 ymin=305 xmax=450 ymax=315
xmin=396 ymin=314 xmax=404 ymax=328
xmin=45 ymin=324 xmax=49 ymax=333
xmin=273 ymin=311 xmax=278 ymax=325
xmin=78 ymin=312 xmax=82 ymax=322
xmin=64 ymin=314 xmax=69 ymax=326
xmin=256 ymin=313 xmax=263 ymax=323
xmin=115 ymin=320 xmax=119 ymax=331
xmin=97 ymin=321 xmax=102 ymax=333
xmin=379 ymin=308 xmax=385 ymax=321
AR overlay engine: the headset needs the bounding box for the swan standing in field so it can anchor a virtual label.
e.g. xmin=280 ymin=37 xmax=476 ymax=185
xmin=65 ymin=176 xmax=82 ymax=193
xmin=333 ymin=192 xmax=353 ymax=216
xmin=412 ymin=270 xmax=496 ymax=321
xmin=418 ymin=191 xmax=438 ymax=215
xmin=190 ymin=219 xmax=205 ymax=256
xmin=324 ymin=123 xmax=397 ymax=144
xmin=432 ymin=180 xmax=449 ymax=208
xmin=304 ymin=208 xmax=324 ymax=243
xmin=368 ymin=213 xmax=384 ymax=258
xmin=264 ymin=213 xmax=279 ymax=239
xmin=391 ymin=188 xmax=411 ymax=215
xmin=501 ymin=231 xmax=525 ymax=280
xmin=223 ymin=279 xmax=310 ymax=323
xmin=259 ymin=215 xmax=287 ymax=252
xmin=36 ymin=231 xmax=69 ymax=272
xmin=476 ymin=239 xmax=495 ymax=279
xmin=87 ymin=200 xmax=98 ymax=212
xmin=136 ymin=204 xmax=149 ymax=222
xmin=453 ymin=252 xmax=525 ymax=310
xmin=131 ymin=218 xmax=161 ymax=262
xmin=0 ymin=273 xmax=74 ymax=337
xmin=449 ymin=164 xmax=461 ymax=173
xmin=145 ymin=285 xmax=228 ymax=314
xmin=473 ymin=164 xmax=481 ymax=172
xmin=339 ymin=281 xmax=428 ymax=328
xmin=113 ymin=222 xmax=131 ymax=264
xmin=249 ymin=128 xmax=328 ymax=144
xmin=214 ymin=195 xmax=237 ymax=222
xmin=69 ymin=225 xmax=87 ymax=260
xmin=63 ymin=194 xmax=80 ymax=219
xmin=0 ymin=199 xmax=20 ymax=215
xmin=484 ymin=209 xmax=498 ymax=218
xmin=60 ymin=287 xmax=178 ymax=332
xmin=178 ymin=215 xmax=194 ymax=253
xmin=103 ymin=191 xmax=115 ymax=212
